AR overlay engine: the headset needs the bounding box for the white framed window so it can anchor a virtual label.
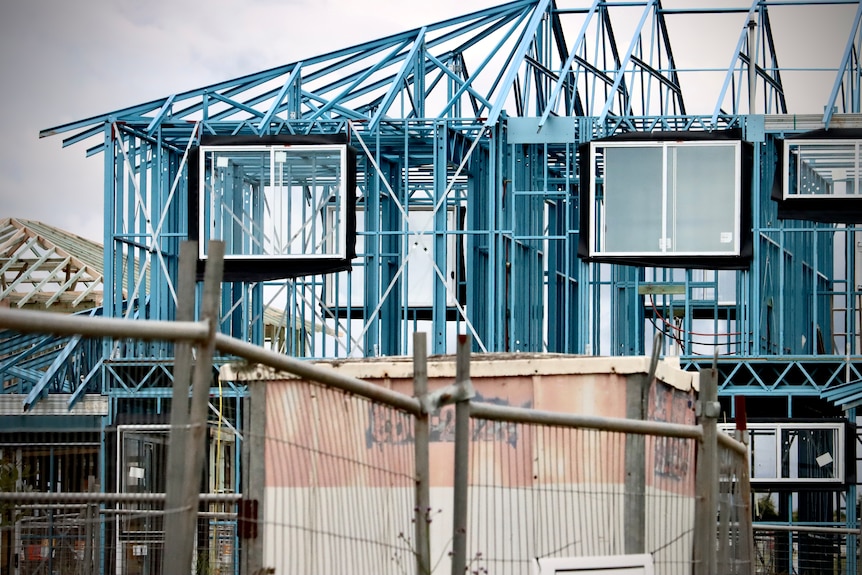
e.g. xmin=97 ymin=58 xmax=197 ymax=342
xmin=784 ymin=139 xmax=860 ymax=197
xmin=199 ymin=144 xmax=349 ymax=260
xmin=718 ymin=422 xmax=845 ymax=484
xmin=588 ymin=140 xmax=742 ymax=258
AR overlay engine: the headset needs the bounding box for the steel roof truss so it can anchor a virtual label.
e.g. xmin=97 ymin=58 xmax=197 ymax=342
xmin=258 ymin=64 xmax=304 ymax=133
xmin=370 ymin=29 xmax=428 ymax=131
xmin=825 ymin=1 xmax=862 ymax=125
xmin=67 ymin=359 xmax=103 ymax=410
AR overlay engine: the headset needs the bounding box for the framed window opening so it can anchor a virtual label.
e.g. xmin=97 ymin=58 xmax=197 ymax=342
xmin=578 ymin=133 xmax=752 ymax=269
xmin=718 ymin=421 xmax=848 ymax=486
xmin=772 ymin=129 xmax=862 ymax=222
xmin=323 ymin=206 xmax=461 ymax=309
xmin=784 ymin=139 xmax=860 ymax=198
xmin=198 ymin=144 xmax=349 ymax=261
xmin=590 ymin=140 xmax=742 ymax=257
xmin=188 ymin=135 xmax=358 ymax=282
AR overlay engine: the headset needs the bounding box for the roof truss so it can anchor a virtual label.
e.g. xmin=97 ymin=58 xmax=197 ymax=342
xmin=44 ymin=0 xmax=862 ymax=148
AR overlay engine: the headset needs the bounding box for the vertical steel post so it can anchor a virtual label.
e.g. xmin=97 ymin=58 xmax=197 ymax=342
xmin=624 ymin=334 xmax=659 ymax=554
xmin=847 ymin=411 xmax=858 ymax=575
xmin=734 ymin=397 xmax=754 ymax=575
xmin=451 ymin=335 xmax=471 ymax=575
xmin=624 ymin=373 xmax=646 ymax=554
xmin=165 ymin=240 xmax=224 ymax=575
xmin=433 ymin=122 xmax=449 ymax=354
xmin=363 ymin=155 xmax=381 ymax=356
xmin=162 ymin=240 xmax=198 ymax=573
xmin=736 ymin=442 xmax=754 ymax=575
xmin=717 ymin=466 xmax=731 ymax=573
xmin=240 ymin=379 xmax=266 ymax=575
xmin=83 ymin=476 xmax=96 ymax=575
xmin=413 ymin=332 xmax=431 ymax=575
xmin=695 ymin=363 xmax=719 ymax=575
xmin=748 ymin=13 xmax=757 ymax=114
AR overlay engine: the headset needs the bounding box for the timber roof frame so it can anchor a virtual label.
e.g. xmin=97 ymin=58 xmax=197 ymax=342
xmin=0 ymin=218 xmax=105 ymax=312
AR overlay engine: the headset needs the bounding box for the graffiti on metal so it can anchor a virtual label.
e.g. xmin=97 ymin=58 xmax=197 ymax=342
xmin=367 ymin=393 xmax=530 ymax=448
xmin=651 ymin=383 xmax=695 ymax=481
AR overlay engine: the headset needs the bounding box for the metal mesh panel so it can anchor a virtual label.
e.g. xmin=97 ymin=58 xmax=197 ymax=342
xmin=0 ymin=427 xmax=238 ymax=575
xmin=466 ymin=419 xmax=698 ymax=575
xmin=754 ymin=526 xmax=851 ymax=574
xmin=260 ymin=379 xmax=417 ymax=575
xmin=717 ymin=440 xmax=754 ymax=575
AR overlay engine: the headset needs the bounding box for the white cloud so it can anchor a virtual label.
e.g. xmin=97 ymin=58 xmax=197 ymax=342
xmin=0 ymin=0 xmax=855 ymax=241
xmin=0 ymin=0 xmax=495 ymax=240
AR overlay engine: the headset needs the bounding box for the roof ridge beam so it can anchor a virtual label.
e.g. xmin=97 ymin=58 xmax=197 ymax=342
xmin=538 ymin=0 xmax=601 ymax=130
xmin=369 ymin=28 xmax=427 ymax=131
xmin=597 ymin=0 xmax=658 ymax=125
xmin=486 ymin=0 xmax=552 ymax=127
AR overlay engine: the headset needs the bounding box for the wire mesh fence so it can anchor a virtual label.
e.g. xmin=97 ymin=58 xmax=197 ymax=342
xmin=753 ymin=525 xmax=855 ymax=574
xmin=0 ymin=373 xmax=755 ymax=575
xmin=0 ymin=282 xmax=756 ymax=575
xmin=3 ymin=500 xmax=239 ymax=575
xmin=260 ymin=379 xmax=417 ymax=575
xmin=465 ymin=415 xmax=699 ymax=575
xmin=0 ymin=426 xmax=240 ymax=575
xmin=716 ymin=437 xmax=754 ymax=575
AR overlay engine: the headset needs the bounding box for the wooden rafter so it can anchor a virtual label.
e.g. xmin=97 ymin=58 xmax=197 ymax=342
xmin=0 ymin=218 xmax=104 ymax=312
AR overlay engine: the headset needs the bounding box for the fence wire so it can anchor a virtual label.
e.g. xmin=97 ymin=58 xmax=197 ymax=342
xmin=260 ymin=379 xmax=417 ymax=575
xmin=717 ymin=439 xmax=754 ymax=575
xmin=0 ymin=426 xmax=239 ymax=575
xmin=465 ymin=419 xmax=699 ymax=575
xmin=753 ymin=526 xmax=852 ymax=575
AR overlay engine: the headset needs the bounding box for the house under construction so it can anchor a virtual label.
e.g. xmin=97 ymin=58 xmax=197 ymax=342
xmin=4 ymin=0 xmax=862 ymax=572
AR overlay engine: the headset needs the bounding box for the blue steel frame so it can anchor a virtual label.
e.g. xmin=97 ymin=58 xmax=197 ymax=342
xmin=5 ymin=0 xmax=862 ymax=571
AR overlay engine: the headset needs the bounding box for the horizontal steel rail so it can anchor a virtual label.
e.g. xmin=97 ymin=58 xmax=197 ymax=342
xmin=717 ymin=429 xmax=749 ymax=456
xmin=0 ymin=491 xmax=242 ymax=503
xmin=471 ymin=401 xmax=748 ymax=455
xmin=0 ymin=307 xmax=209 ymax=342
xmin=214 ymin=333 xmax=422 ymax=415
xmin=753 ymin=523 xmax=861 ymax=535
xmin=0 ymin=492 xmax=241 ymax=503
xmin=0 ymin=307 xmax=422 ymax=416
xmin=470 ymin=401 xmax=704 ymax=439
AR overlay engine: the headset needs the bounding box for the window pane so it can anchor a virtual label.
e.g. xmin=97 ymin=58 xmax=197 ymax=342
xmin=671 ymin=144 xmax=737 ymax=253
xmin=751 ymin=429 xmax=777 ymax=480
xmin=601 ymin=146 xmax=663 ymax=253
xmin=781 ymin=428 xmax=837 ymax=480
xmin=201 ymin=146 xmax=347 ymax=259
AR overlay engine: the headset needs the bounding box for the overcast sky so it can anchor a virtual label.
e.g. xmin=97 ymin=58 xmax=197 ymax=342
xmin=0 ymin=0 xmax=499 ymax=242
xmin=0 ymin=0 xmax=854 ymax=243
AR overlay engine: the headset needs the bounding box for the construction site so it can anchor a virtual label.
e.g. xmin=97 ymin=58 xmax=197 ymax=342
xmin=2 ymin=0 xmax=862 ymax=573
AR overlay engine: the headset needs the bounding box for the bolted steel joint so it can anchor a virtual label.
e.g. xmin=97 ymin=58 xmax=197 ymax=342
xmin=695 ymin=400 xmax=721 ymax=419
